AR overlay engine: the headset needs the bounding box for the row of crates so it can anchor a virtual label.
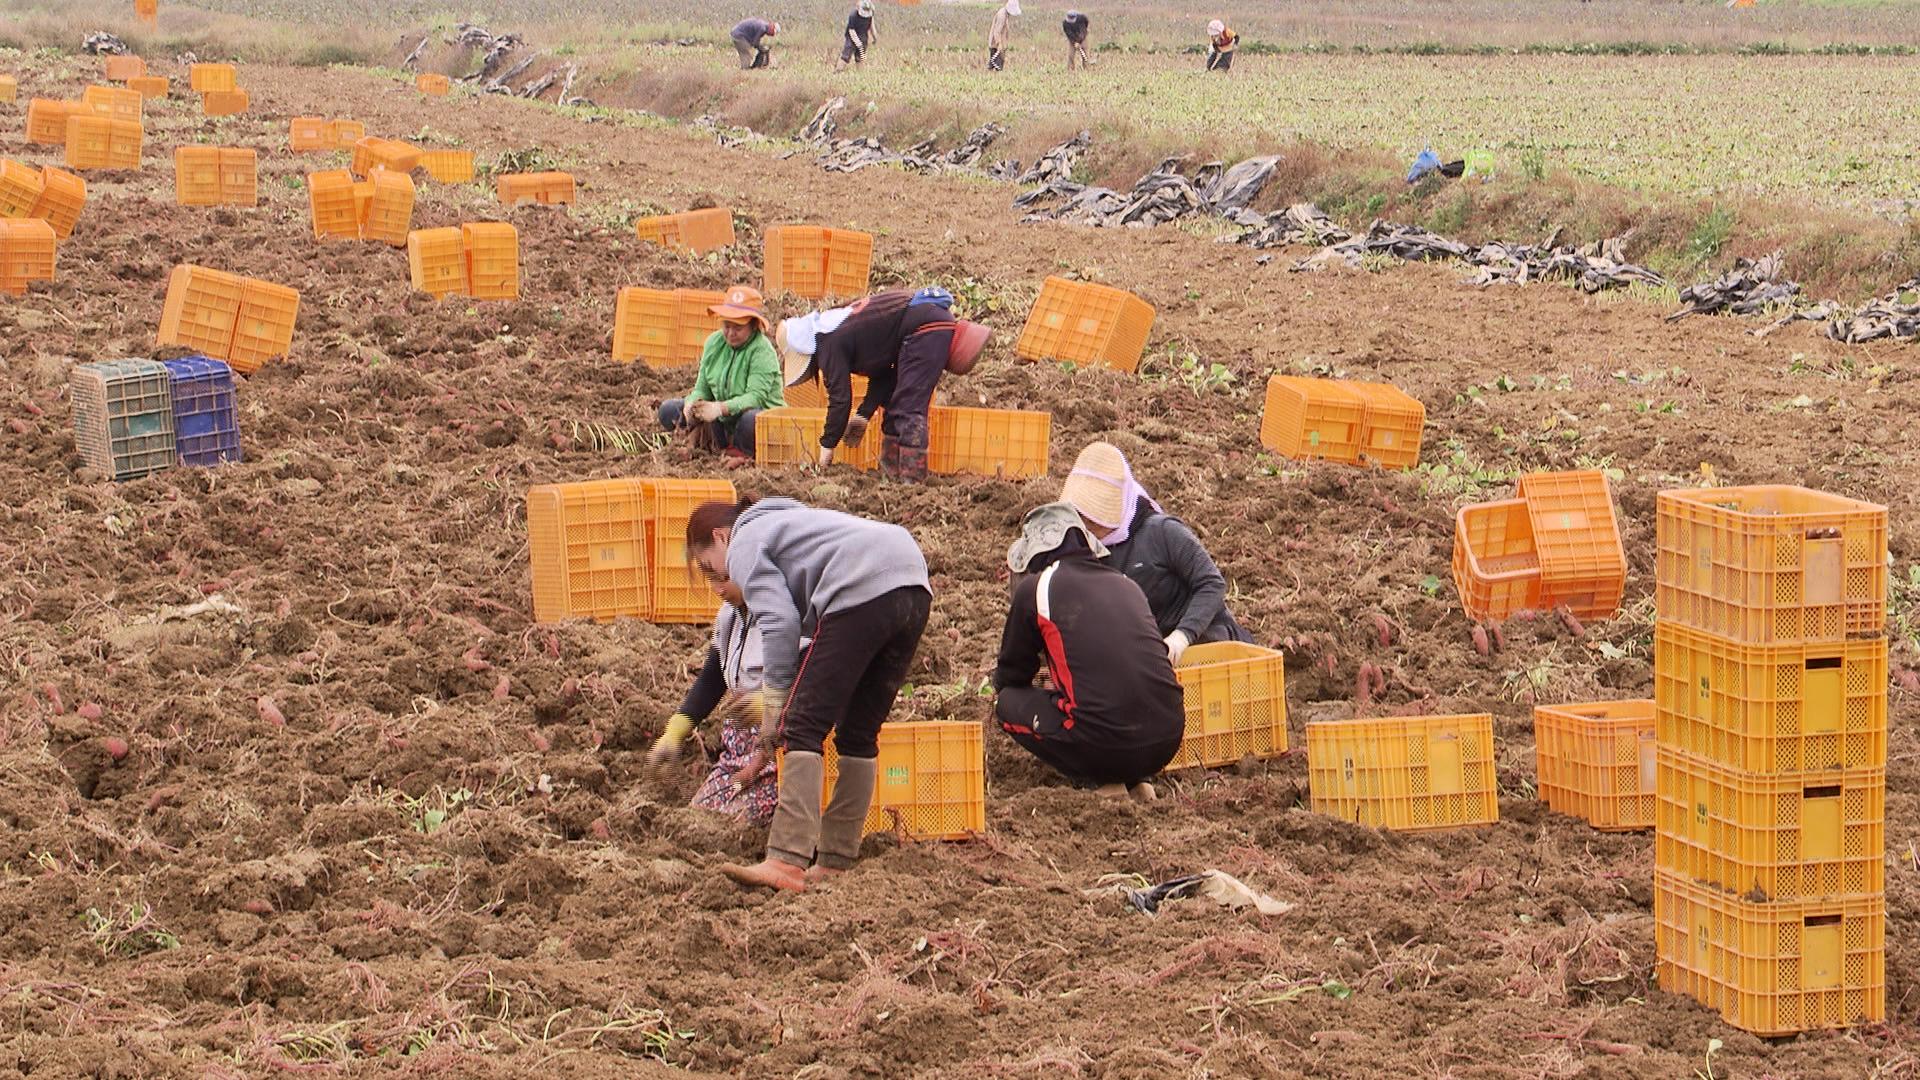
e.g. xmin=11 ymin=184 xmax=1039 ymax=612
xmin=309 ymin=169 xmax=415 ymax=246
xmin=70 ymin=357 xmax=242 ymax=480
xmin=1013 ymin=276 xmax=1156 ymax=374
xmin=157 ymin=264 xmax=301 ymax=374
xmin=0 ymin=160 xmax=86 ymax=240
xmin=755 ymin=405 xmax=1052 ymax=481
xmin=289 ymin=117 xmax=368 ymax=153
xmin=1260 ymin=375 xmax=1426 ymax=470
xmin=407 ymin=224 xmax=520 ymax=301
xmin=527 ymin=477 xmax=736 ymax=625
xmin=1453 ymin=470 xmax=1628 ymax=621
xmin=498 ymin=172 xmax=575 ymax=207
xmin=174 ymin=147 xmax=256 ymax=208
xmin=0 ymin=218 xmax=57 ymax=296
xmin=634 ymin=208 xmax=736 ymax=255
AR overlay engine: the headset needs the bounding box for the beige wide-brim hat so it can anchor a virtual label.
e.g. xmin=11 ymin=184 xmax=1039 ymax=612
xmin=777 ymin=319 xmax=817 ymax=387
xmin=1058 ymin=440 xmax=1128 ymax=531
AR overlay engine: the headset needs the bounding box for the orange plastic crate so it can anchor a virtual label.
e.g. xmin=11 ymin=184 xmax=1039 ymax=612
xmin=639 ymin=478 xmax=737 ymax=624
xmin=353 ymin=180 xmax=373 ymax=225
xmin=419 ymin=150 xmax=474 ymax=183
xmin=496 ymin=171 xmax=575 ymax=207
xmin=83 ymin=84 xmax=143 ymax=123
xmin=229 ymin=280 xmax=300 ymax=374
xmin=29 ymin=167 xmax=86 ymax=239
xmin=527 ymin=479 xmax=651 ymax=623
xmin=1169 ymin=641 xmax=1289 ymax=770
xmin=351 ymin=137 xmax=421 ymax=176
xmin=754 ymin=407 xmax=884 ymax=471
xmin=926 ymin=406 xmax=1051 ymax=479
xmin=416 ymin=73 xmax=450 ymax=96
xmin=0 ymin=159 xmax=45 ymax=218
xmin=189 ymin=64 xmax=236 ymax=93
xmin=1657 ymin=485 xmax=1887 ymax=645
xmin=174 ymin=147 xmax=224 ymax=205
xmin=1305 ymin=713 xmax=1498 ymax=831
xmin=307 ymin=170 xmax=359 ymax=239
xmin=105 ymin=119 xmax=143 ymax=169
xmin=202 ymin=89 xmax=249 ymax=116
xmin=762 ymin=225 xmax=872 ymax=301
xmin=1533 ymin=698 xmax=1654 ymax=831
xmin=127 ymin=76 xmax=168 ymax=100
xmin=218 ymin=148 xmax=257 ymax=207
xmin=824 ymin=228 xmax=873 ymax=296
xmin=1014 ymin=276 xmax=1156 ymax=372
xmin=1517 ymin=470 xmax=1627 ymax=618
xmin=1259 ymin=375 xmax=1367 ymax=464
xmin=289 ymin=116 xmax=330 ymax=151
xmin=0 ymin=218 xmax=57 ymax=296
xmin=1654 ymin=869 xmax=1883 ymax=1037
xmin=610 ymin=286 xmax=725 ymax=366
xmin=26 ymin=100 xmax=76 ymax=146
xmin=1655 ymin=745 xmax=1883 ymax=900
xmin=1653 ymin=622 xmax=1886 ymax=774
xmin=782 ymin=372 xmax=871 ymax=410
xmin=1344 ymin=381 xmax=1425 ymax=469
xmin=361 ymin=169 xmax=415 ymax=246
xmin=326 ymin=119 xmax=365 ymax=149
xmin=103 ymin=55 xmax=147 ymax=81
xmin=1453 ymin=498 xmax=1544 ymax=620
xmin=802 ymin=721 xmax=988 ymax=840
xmin=462 ymin=222 xmax=519 ymax=300
xmin=158 ymin=265 xmax=244 ymax=355
xmin=633 ymin=207 xmax=737 ymax=254
xmin=407 ymin=227 xmax=469 ymax=298
xmin=63 ymin=115 xmax=115 ymax=170
xmin=134 ymin=0 xmax=157 ymax=16
xmin=0 ymin=75 xmax=16 ymax=103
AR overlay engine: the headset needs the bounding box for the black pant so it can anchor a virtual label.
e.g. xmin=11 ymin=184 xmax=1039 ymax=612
xmin=1208 ymin=50 xmax=1233 ymax=72
xmin=996 ymin=687 xmax=1181 ymax=786
xmin=782 ymin=587 xmax=931 ymax=758
xmin=880 ymin=310 xmax=952 ymax=451
xmin=987 ymin=48 xmax=1005 ymax=71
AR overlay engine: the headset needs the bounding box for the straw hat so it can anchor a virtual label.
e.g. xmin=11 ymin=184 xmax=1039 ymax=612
xmin=777 ymin=319 xmax=817 ymax=387
xmin=947 ymin=320 xmax=990 ymax=375
xmin=1058 ymin=441 xmax=1128 ymax=531
xmin=709 ymin=285 xmax=770 ymax=334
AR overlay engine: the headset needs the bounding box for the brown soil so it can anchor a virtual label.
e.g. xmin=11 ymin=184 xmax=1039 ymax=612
xmin=1 ymin=61 xmax=1916 ymax=1078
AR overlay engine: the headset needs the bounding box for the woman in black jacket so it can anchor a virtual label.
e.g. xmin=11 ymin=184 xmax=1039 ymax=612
xmin=1058 ymin=441 xmax=1251 ymax=664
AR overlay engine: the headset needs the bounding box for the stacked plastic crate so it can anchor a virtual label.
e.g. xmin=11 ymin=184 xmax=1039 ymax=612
xmin=1651 ymin=485 xmax=1888 ymax=1036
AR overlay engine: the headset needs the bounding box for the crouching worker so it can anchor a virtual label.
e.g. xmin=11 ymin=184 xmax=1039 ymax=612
xmin=658 ymin=286 xmax=784 ymax=463
xmin=778 ymin=287 xmax=991 ymax=481
xmin=993 ymin=503 xmax=1184 ymax=801
xmin=687 ymin=496 xmax=932 ymax=891
xmin=1206 ymin=20 xmax=1238 ymax=72
xmin=646 ymin=600 xmax=784 ymax=825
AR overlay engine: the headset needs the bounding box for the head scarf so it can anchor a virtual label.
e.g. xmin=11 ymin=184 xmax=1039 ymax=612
xmin=1061 ymin=441 xmax=1161 ymax=547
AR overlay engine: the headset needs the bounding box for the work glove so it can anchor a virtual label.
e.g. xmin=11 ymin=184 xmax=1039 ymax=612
xmin=843 ymin=413 xmax=870 ymax=448
xmin=689 ymin=400 xmax=726 ymax=423
xmin=737 ymin=686 xmax=788 ymax=793
xmin=815 ymin=445 xmax=835 ymax=469
xmin=646 ymin=712 xmax=695 ymax=766
xmin=1164 ymin=629 xmax=1191 ymax=666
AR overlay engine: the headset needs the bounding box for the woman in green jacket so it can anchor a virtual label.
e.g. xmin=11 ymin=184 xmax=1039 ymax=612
xmin=658 ymin=285 xmax=785 ymax=462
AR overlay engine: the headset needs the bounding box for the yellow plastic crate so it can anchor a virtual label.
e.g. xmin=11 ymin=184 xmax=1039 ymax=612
xmin=1014 ymin=276 xmax=1155 ymax=372
xmin=926 ymin=406 xmax=1051 ymax=479
xmin=782 ymin=372 xmax=869 ymax=410
xmin=0 ymin=75 xmax=15 ymax=103
xmin=753 ymin=407 xmax=883 ymax=471
xmin=1655 ymin=869 xmax=1883 ymax=1037
xmin=1453 ymin=498 xmax=1544 ymax=621
xmin=1653 ymin=622 xmax=1886 ymax=774
xmin=526 ymin=479 xmax=650 ymax=623
xmin=804 ymin=720 xmax=987 ymax=840
xmin=1533 ymin=699 xmax=1653 ymax=831
xmin=609 ymin=286 xmax=724 ymax=366
xmin=1169 ymin=641 xmax=1289 ymax=770
xmin=1656 ymin=485 xmax=1887 ymax=645
xmin=420 ymin=149 xmax=475 ymax=184
xmin=1655 ymin=745 xmax=1883 ymax=900
xmin=189 ymin=64 xmax=237 ymax=93
xmin=1306 ymin=713 xmax=1497 ymax=830
xmin=638 ymin=478 xmax=735 ymax=624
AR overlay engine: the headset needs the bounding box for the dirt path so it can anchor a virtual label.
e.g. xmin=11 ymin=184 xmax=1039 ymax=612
xmin=0 ymin=62 xmax=1913 ymax=1077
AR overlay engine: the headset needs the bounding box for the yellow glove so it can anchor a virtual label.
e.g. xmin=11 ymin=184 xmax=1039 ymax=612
xmin=647 ymin=712 xmax=695 ymax=765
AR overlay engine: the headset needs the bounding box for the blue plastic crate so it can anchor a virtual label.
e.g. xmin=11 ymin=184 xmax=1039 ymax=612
xmin=161 ymin=357 xmax=241 ymax=466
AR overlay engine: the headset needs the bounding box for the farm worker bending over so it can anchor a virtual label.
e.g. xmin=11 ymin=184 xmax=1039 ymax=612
xmin=1206 ymin=20 xmax=1238 ymax=71
xmin=731 ymin=17 xmax=780 ymax=69
xmin=658 ymin=286 xmax=785 ymax=463
xmin=1059 ymin=441 xmax=1251 ymax=663
xmin=994 ymin=503 xmax=1185 ymax=801
xmin=839 ymin=0 xmax=877 ymax=69
xmin=988 ymin=0 xmax=1020 ymax=71
xmin=688 ymin=496 xmax=932 ymax=892
xmin=1062 ymin=10 xmax=1092 ymax=70
xmin=646 ymin=600 xmax=790 ymax=826
xmin=778 ymin=287 xmax=992 ymax=482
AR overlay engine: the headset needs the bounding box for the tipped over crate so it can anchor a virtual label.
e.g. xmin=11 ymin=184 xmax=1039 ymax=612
xmin=1453 ymin=498 xmax=1544 ymax=620
xmin=805 ymin=721 xmax=987 ymax=840
xmin=103 ymin=56 xmax=147 ymax=82
xmin=26 ymin=99 xmax=77 ymax=146
xmin=201 ymin=89 xmax=249 ymax=116
xmin=1534 ymin=699 xmax=1654 ymax=831
xmin=30 ymin=167 xmax=87 ymax=240
xmin=462 ymin=222 xmax=519 ymax=300
xmin=420 ymin=150 xmax=474 ymax=183
xmin=610 ymin=286 xmax=725 ymax=366
xmin=1014 ymin=276 xmax=1156 ymax=373
xmin=407 ymin=227 xmax=468 ymax=298
xmin=70 ymin=360 xmax=175 ymax=480
xmin=926 ymin=406 xmax=1051 ymax=479
xmin=0 ymin=159 xmax=44 ymax=218
xmin=638 ymin=478 xmax=737 ymax=624
xmin=161 ymin=357 xmax=241 ymax=466
xmin=1515 ymin=470 xmax=1627 ymax=618
xmin=755 ymin=407 xmax=884 ymax=471
xmin=633 ymin=208 xmax=736 ymax=254
xmin=127 ymin=76 xmax=168 ymax=99
xmin=351 ymin=137 xmax=421 ymax=176
xmin=527 ymin=478 xmax=652 ymax=623
xmin=308 ymin=169 xmax=359 ymax=238
xmin=763 ymin=225 xmax=872 ymax=300
xmin=0 ymin=75 xmax=16 ymax=103
xmin=1260 ymin=375 xmax=1424 ymax=469
xmin=416 ymin=73 xmax=450 ymax=96
xmin=1306 ymin=713 xmax=1498 ymax=831
xmin=496 ymin=171 xmax=574 ymax=207
xmin=1169 ymin=641 xmax=1289 ymax=771
xmin=361 ymin=170 xmax=415 ymax=246
xmin=158 ymin=264 xmax=299 ymax=374
xmin=0 ymin=218 xmax=57 ymax=295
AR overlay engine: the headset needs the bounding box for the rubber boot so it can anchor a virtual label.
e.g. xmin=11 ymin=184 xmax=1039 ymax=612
xmin=720 ymin=750 xmax=822 ymax=892
xmin=808 ymin=755 xmax=877 ymax=881
xmin=881 ymin=437 xmax=928 ymax=482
